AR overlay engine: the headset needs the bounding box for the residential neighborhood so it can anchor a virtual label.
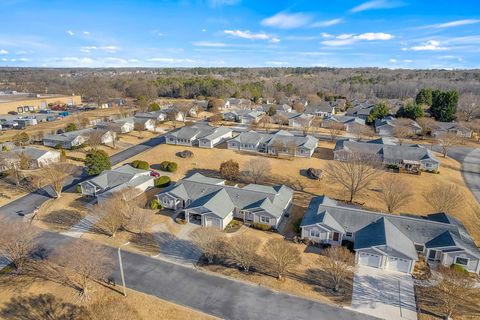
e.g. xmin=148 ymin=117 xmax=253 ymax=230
xmin=0 ymin=1 xmax=480 ymax=320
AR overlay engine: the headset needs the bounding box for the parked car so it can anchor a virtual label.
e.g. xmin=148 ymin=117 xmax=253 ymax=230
xmin=150 ymin=170 xmax=161 ymax=177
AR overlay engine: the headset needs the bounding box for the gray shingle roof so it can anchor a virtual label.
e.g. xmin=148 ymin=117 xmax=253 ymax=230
xmin=81 ymin=164 xmax=150 ymax=192
xmin=169 ymin=125 xmax=232 ymax=141
xmin=301 ymin=195 xmax=480 ymax=259
xmin=231 ymin=130 xmax=318 ymax=150
xmin=159 ymin=173 xmax=293 ymax=219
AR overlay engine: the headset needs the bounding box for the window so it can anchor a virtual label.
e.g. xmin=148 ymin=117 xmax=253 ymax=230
xmin=414 ymin=244 xmax=424 ymax=252
xmin=455 ymin=257 xmax=469 ymax=266
xmin=309 ymin=230 xmax=320 ymax=237
xmin=425 ymin=163 xmax=432 ymax=168
xmin=346 ymin=232 xmax=353 ymax=237
xmin=260 ymin=216 xmax=269 ymax=223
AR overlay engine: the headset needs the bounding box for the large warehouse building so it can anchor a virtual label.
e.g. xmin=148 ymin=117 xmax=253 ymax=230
xmin=0 ymin=92 xmax=81 ymax=113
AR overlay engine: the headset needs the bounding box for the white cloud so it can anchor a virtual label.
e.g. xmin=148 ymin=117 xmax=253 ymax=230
xmin=59 ymin=57 xmax=94 ymax=64
xmin=202 ymin=29 xmax=207 ymax=32
xmin=83 ymin=31 xmax=89 ymax=35
xmin=321 ymin=32 xmax=334 ymax=38
xmin=261 ymin=12 xmax=311 ymax=29
xmin=270 ymin=37 xmax=280 ymax=43
xmin=311 ymin=18 xmax=343 ymax=28
xmin=128 ymin=59 xmax=140 ymax=63
xmin=266 ymin=61 xmax=289 ymax=66
xmin=421 ymin=19 xmax=480 ymax=29
xmin=224 ymin=30 xmax=276 ymax=41
xmin=403 ymin=59 xmax=413 ymax=63
xmin=350 ymin=0 xmax=406 ymax=13
xmin=321 ymin=32 xmax=394 ymax=46
xmin=80 ymin=45 xmax=119 ymax=53
xmin=408 ymin=40 xmax=448 ymax=51
xmin=389 ymin=58 xmax=397 ymax=63
xmin=18 ymin=57 xmax=30 ymax=62
xmin=208 ymin=0 xmax=240 ymax=7
xmin=66 ymin=30 xmax=74 ymax=36
xmin=193 ymin=41 xmax=227 ymax=47
xmin=0 ymin=49 xmax=8 ymax=54
xmin=146 ymin=58 xmax=196 ymax=63
xmin=16 ymin=50 xmax=27 ymax=54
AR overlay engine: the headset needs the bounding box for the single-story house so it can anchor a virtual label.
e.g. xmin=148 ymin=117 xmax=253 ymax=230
xmin=0 ymin=147 xmax=60 ymax=171
xmin=156 ymin=173 xmax=293 ymax=230
xmin=431 ymin=122 xmax=473 ymax=138
xmin=305 ymin=102 xmax=336 ymax=118
xmin=97 ymin=117 xmax=135 ymax=133
xmin=227 ymin=130 xmax=318 ymax=158
xmin=134 ymin=111 xmax=167 ymax=122
xmin=288 ymin=113 xmax=314 ymax=128
xmin=322 ymin=115 xmax=366 ymax=133
xmin=374 ymin=116 xmax=422 ymax=136
xmin=43 ymin=128 xmax=115 ymax=149
xmin=221 ymin=110 xmax=265 ymax=124
xmin=133 ymin=118 xmax=156 ymax=131
xmin=14 ymin=118 xmax=37 ymax=128
xmin=261 ymin=104 xmax=292 ymax=113
xmin=300 ymin=195 xmax=480 ymax=274
xmin=166 ymin=125 xmax=233 ymax=148
xmin=345 ymin=102 xmax=376 ymax=120
xmin=79 ymin=164 xmax=154 ymax=203
xmin=334 ymin=138 xmax=440 ymax=172
xmin=224 ymin=98 xmax=251 ymax=109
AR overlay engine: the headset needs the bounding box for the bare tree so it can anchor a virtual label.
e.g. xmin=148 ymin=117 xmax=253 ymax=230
xmin=437 ymin=132 xmax=462 ymax=157
xmin=378 ymin=175 xmax=413 ymax=213
xmin=86 ymin=130 xmax=105 ymax=150
xmin=174 ymin=102 xmax=193 ymax=123
xmin=245 ymin=158 xmax=272 ymax=184
xmin=457 ymin=93 xmax=479 ymax=122
xmin=431 ymin=266 xmax=479 ymax=319
xmin=264 ymin=239 xmax=301 ymax=280
xmin=94 ymin=193 xmax=130 ymax=237
xmin=49 ymin=239 xmax=113 ymax=301
xmin=127 ymin=207 xmax=152 ymax=234
xmin=417 ymin=117 xmax=437 ymax=136
xmin=324 ymin=121 xmax=344 ymax=141
xmin=0 ymin=153 xmax=23 ymax=186
xmin=190 ymin=227 xmax=225 ymax=263
xmin=32 ymin=163 xmax=78 ymax=199
xmin=423 ymin=183 xmax=463 ymax=213
xmin=227 ymin=235 xmax=259 ymax=272
xmin=350 ymin=124 xmax=371 ymax=141
xmin=219 ymin=160 xmax=240 ymax=181
xmin=325 ymin=152 xmax=381 ymax=203
xmin=0 ymin=219 xmax=40 ymax=271
xmin=272 ymin=114 xmax=288 ymax=129
xmin=166 ymin=110 xmax=178 ymax=129
xmin=257 ymin=115 xmax=272 ymax=132
xmin=393 ymin=118 xmax=415 ymax=144
xmin=322 ymin=246 xmax=354 ymax=292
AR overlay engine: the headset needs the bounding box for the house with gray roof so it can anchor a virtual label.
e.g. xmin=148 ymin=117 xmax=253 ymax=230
xmin=222 ymin=110 xmax=265 ymax=124
xmin=305 ymin=102 xmax=336 ymax=118
xmin=322 ymin=115 xmax=366 ymax=133
xmin=134 ymin=111 xmax=167 ymax=122
xmin=287 ymin=113 xmax=314 ymax=128
xmin=346 ymin=102 xmax=376 ymax=120
xmin=374 ymin=116 xmax=421 ymax=136
xmin=431 ymin=122 xmax=473 ymax=138
xmin=0 ymin=147 xmax=60 ymax=172
xmin=334 ymin=138 xmax=440 ymax=171
xmin=301 ymin=195 xmax=480 ymax=274
xmin=79 ymin=164 xmax=154 ymax=203
xmin=261 ymin=104 xmax=292 ymax=113
xmin=97 ymin=117 xmax=134 ymax=133
xmin=156 ymin=173 xmax=293 ymax=230
xmin=166 ymin=125 xmax=233 ymax=148
xmin=227 ymin=130 xmax=318 ymax=158
xmin=43 ymin=128 xmax=115 ymax=149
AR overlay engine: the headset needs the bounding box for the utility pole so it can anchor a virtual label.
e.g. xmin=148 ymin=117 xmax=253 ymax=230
xmin=118 ymin=241 xmax=130 ymax=297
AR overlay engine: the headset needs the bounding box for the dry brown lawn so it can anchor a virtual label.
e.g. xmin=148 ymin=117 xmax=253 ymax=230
xmin=116 ymin=141 xmax=480 ymax=244
xmin=201 ymin=228 xmax=353 ymax=306
xmin=0 ymin=275 xmax=216 ymax=320
xmin=0 ymin=179 xmax=26 ymax=207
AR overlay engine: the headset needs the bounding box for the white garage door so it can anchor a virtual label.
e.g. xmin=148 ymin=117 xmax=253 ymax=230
xmin=387 ymin=257 xmax=411 ymax=273
xmin=358 ymin=252 xmax=381 ymax=268
xmin=205 ymin=217 xmax=221 ymax=229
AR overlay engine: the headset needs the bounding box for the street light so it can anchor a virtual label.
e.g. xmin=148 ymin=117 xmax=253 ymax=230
xmin=118 ymin=241 xmax=130 ymax=297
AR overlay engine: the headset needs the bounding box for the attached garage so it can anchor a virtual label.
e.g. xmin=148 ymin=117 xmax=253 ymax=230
xmin=386 ymin=257 xmax=412 ymax=273
xmin=204 ymin=216 xmax=222 ymax=228
xmin=358 ymin=252 xmax=382 ymax=268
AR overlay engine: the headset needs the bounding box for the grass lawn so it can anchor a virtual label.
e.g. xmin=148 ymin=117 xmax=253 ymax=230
xmin=0 ymin=275 xmax=217 ymax=320
xmin=116 ymin=141 xmax=480 ymax=244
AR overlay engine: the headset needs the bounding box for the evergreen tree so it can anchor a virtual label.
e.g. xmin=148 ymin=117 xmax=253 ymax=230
xmin=367 ymin=103 xmax=389 ymax=124
xmin=431 ymin=90 xmax=459 ymax=122
xmin=416 ymin=88 xmax=433 ymax=106
xmin=396 ymin=102 xmax=425 ymax=120
xmin=84 ymin=149 xmax=111 ymax=176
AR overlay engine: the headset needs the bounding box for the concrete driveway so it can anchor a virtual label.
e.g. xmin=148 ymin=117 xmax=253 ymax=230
xmin=348 ymin=266 xmax=417 ymax=320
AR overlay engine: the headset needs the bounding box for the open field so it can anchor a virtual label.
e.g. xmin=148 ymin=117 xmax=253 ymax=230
xmin=117 ymin=141 xmax=480 ymax=244
xmin=0 ymin=274 xmax=217 ymax=320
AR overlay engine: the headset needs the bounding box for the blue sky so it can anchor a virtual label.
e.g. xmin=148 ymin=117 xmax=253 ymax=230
xmin=0 ymin=0 xmax=479 ymax=69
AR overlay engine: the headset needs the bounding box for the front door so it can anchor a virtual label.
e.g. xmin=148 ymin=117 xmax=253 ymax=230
xmin=428 ymin=249 xmax=438 ymax=261
xmin=332 ymin=232 xmax=340 ymax=241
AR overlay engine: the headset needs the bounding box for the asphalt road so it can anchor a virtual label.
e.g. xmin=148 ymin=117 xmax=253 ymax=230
xmin=0 ymin=134 xmax=166 ymax=218
xmin=444 ymin=146 xmax=480 ymax=204
xmin=35 ymin=231 xmax=374 ymax=320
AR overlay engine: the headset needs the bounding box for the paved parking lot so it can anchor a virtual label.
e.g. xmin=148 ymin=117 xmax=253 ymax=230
xmin=348 ymin=265 xmax=417 ymax=320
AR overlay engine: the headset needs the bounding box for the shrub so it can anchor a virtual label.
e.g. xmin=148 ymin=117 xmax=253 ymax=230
xmin=167 ymin=162 xmax=177 ymax=172
xmin=252 ymin=222 xmax=272 ymax=231
xmin=293 ymin=218 xmax=302 ymax=235
xmin=159 ymin=161 xmax=170 ymax=171
xmin=54 ymin=143 xmax=63 ymax=149
xmin=154 ymin=176 xmax=171 ymax=188
xmin=341 ymin=240 xmax=354 ymax=252
xmin=175 ymin=218 xmax=187 ymax=224
xmin=450 ymin=263 xmax=469 ymax=275
xmin=65 ymin=123 xmax=77 ymax=132
xmin=220 ymin=160 xmax=240 ymax=181
xmin=76 ymin=185 xmax=82 ymax=193
xmin=131 ymin=160 xmax=150 ymax=170
xmin=386 ymin=164 xmax=399 ymax=170
xmin=177 ymin=150 xmax=193 ymax=158
xmin=150 ymin=199 xmax=161 ymax=210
